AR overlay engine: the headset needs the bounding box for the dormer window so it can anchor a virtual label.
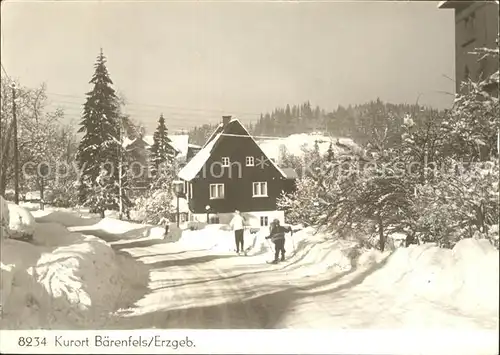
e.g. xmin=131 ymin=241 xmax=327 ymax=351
xmin=246 ymin=156 xmax=254 ymax=166
xmin=221 ymin=157 xmax=230 ymax=167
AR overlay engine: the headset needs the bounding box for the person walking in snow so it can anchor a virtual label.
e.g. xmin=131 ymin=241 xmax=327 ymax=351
xmin=159 ymin=215 xmax=170 ymax=239
xmin=230 ymin=210 xmax=246 ymax=255
xmin=266 ymin=218 xmax=292 ymax=264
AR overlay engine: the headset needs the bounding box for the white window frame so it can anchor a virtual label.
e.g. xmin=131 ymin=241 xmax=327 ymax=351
xmin=260 ymin=216 xmax=269 ymax=227
xmin=252 ymin=182 xmax=268 ymax=197
xmin=221 ymin=157 xmax=230 ymax=167
xmin=189 ymin=182 xmax=193 ymax=199
xmin=246 ymin=156 xmax=255 ymax=166
xmin=209 ymin=183 xmax=225 ymax=199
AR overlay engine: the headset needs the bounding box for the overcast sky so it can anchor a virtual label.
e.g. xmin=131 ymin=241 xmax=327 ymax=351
xmin=1 ymin=0 xmax=455 ymax=133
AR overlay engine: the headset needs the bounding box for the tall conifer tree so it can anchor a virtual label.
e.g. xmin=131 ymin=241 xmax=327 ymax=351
xmin=149 ymin=114 xmax=175 ymax=176
xmin=76 ymin=49 xmax=122 ymax=216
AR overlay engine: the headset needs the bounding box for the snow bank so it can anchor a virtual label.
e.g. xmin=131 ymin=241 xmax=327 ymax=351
xmin=179 ymin=224 xmax=233 ymax=250
xmin=33 ymin=222 xmax=86 ymax=247
xmin=33 ymin=208 xmax=100 ymax=227
xmin=178 ymin=224 xmax=283 ymax=254
xmin=283 ymin=228 xmax=371 ymax=276
xmin=363 ymin=239 xmax=499 ymax=316
xmin=0 ymin=239 xmax=69 ymax=329
xmin=35 ymin=235 xmax=123 ymax=324
xmin=86 ymin=218 xmax=167 ymax=240
xmin=1 ymin=261 xmax=72 ymax=329
xmin=1 ymin=216 xmax=125 ymax=329
xmin=7 ymin=202 xmax=35 ymax=240
xmin=177 ymin=224 xmax=365 ymax=276
xmin=19 ymin=201 xmax=41 ymax=211
xmin=178 ymin=224 xmax=269 ymax=255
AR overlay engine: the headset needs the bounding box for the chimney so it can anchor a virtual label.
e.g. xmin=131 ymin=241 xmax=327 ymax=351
xmin=222 ymin=115 xmax=232 ymax=126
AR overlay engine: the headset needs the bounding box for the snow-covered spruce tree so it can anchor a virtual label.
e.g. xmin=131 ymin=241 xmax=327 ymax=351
xmin=133 ymin=113 xmax=177 ymax=224
xmin=76 ymin=49 xmax=123 ymax=217
xmin=149 ymin=113 xmax=176 ymax=178
xmin=326 ymin=142 xmax=335 ymax=162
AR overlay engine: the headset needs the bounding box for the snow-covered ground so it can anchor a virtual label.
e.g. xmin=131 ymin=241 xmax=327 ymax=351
xmin=1 ymin=204 xmax=498 ymax=353
xmin=258 ymin=133 xmax=359 ymax=162
xmin=1 ymin=207 xmax=138 ymax=329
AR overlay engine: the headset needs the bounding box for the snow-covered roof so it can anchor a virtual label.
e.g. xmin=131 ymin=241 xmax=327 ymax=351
xmin=178 ymin=118 xmax=288 ymax=182
xmin=122 ymin=137 xmax=136 ymax=148
xmin=178 ymin=133 xmax=221 ymax=181
xmin=143 ymin=135 xmax=154 ymax=146
xmin=169 ymin=135 xmax=189 ymax=157
xmin=122 ymin=134 xmax=190 ymax=157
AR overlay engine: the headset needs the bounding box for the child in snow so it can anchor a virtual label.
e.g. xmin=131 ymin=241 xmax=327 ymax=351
xmin=266 ymin=219 xmax=292 ymax=263
xmin=229 ymin=210 xmax=246 ymax=254
xmin=159 ymin=216 xmax=170 ymax=239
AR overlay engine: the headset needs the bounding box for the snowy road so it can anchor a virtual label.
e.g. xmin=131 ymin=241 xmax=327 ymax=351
xmin=97 ymin=235 xmax=497 ymax=330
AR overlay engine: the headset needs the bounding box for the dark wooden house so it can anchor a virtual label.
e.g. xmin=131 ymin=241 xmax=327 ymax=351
xmin=178 ymin=116 xmax=297 ymax=227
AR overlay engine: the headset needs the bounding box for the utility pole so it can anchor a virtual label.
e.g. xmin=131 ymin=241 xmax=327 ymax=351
xmin=118 ymin=121 xmax=123 ymax=220
xmin=176 ymin=192 xmax=180 ymax=227
xmin=11 ymin=84 xmax=19 ymax=204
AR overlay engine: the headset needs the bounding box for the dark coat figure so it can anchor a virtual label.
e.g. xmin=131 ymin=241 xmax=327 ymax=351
xmin=266 ymin=219 xmax=292 ymax=263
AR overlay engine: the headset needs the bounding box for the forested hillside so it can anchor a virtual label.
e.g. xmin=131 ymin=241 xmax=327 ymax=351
xmin=188 ymin=99 xmax=439 ymax=147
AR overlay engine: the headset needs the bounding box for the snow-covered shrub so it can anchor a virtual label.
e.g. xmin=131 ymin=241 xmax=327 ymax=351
xmin=132 ymin=189 xmax=174 ymax=225
xmin=278 ymin=177 xmax=322 ymax=226
xmin=51 ymin=183 xmax=80 ymax=208
xmin=409 ymin=160 xmax=499 ymax=248
xmin=279 ymin=44 xmax=499 ymax=251
xmin=7 ymin=202 xmax=35 ymax=241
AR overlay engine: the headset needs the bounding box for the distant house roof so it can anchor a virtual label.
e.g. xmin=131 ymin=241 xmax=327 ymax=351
xmin=123 ymin=134 xmax=190 ymax=157
xmin=169 ymin=135 xmax=189 ymax=157
xmin=281 ymin=167 xmax=298 ymax=180
xmin=178 ymin=118 xmax=289 ymax=182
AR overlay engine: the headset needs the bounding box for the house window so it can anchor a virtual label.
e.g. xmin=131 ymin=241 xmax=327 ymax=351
xmin=221 ymin=157 xmax=230 ymax=167
xmin=252 ymin=182 xmax=268 ymax=197
xmin=209 ymin=183 xmax=225 ymax=199
xmin=189 ymin=183 xmax=193 ymax=199
xmin=246 ymin=156 xmax=254 ymax=166
xmin=260 ymin=216 xmax=269 ymax=227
